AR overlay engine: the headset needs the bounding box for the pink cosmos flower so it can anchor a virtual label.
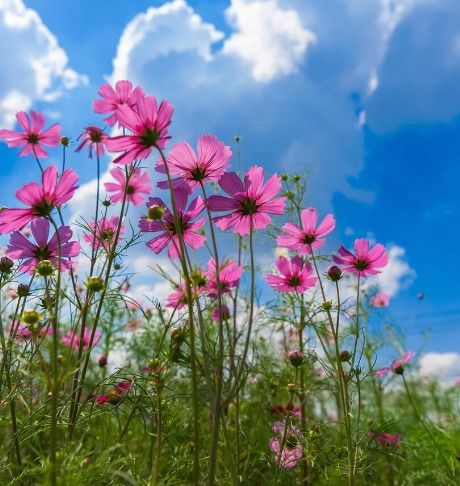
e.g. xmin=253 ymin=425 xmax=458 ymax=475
xmin=105 ymin=167 xmax=151 ymax=206
xmin=204 ymin=258 xmax=243 ymax=298
xmin=166 ymin=284 xmax=188 ymax=310
xmin=139 ymin=188 xmax=206 ymax=259
xmin=0 ymin=166 xmax=78 ymax=234
xmin=375 ymin=351 xmax=415 ymax=377
xmin=270 ymin=422 xmax=303 ymax=469
xmin=211 ymin=304 xmax=231 ymax=321
xmin=62 ymin=328 xmax=101 ymax=352
xmin=10 ymin=322 xmax=52 ymax=340
xmin=93 ymin=80 xmax=144 ymax=127
xmin=0 ymin=111 xmax=61 ymax=158
xmin=83 ymin=217 xmax=125 ymax=251
xmin=106 ymin=93 xmax=174 ymax=165
xmin=266 ymin=256 xmax=317 ymax=293
xmin=156 ymin=134 xmax=232 ymax=190
xmin=76 ymin=126 xmax=108 ymax=158
xmin=277 ymin=208 xmax=335 ymax=255
xmin=207 ymin=166 xmax=286 ymax=235
xmin=371 ymin=292 xmax=390 ymax=308
xmin=333 ymin=238 xmax=388 ymax=278
xmin=374 ymin=433 xmax=400 ymax=448
xmin=7 ymin=218 xmax=80 ymax=274
xmin=95 ymin=394 xmax=111 ymax=405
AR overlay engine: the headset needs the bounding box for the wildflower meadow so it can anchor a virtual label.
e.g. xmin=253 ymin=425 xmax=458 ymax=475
xmin=0 ymin=80 xmax=458 ymax=486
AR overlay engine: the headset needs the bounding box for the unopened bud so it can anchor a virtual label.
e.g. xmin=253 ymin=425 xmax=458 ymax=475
xmin=102 ymin=199 xmax=111 ymax=207
xmin=321 ymin=301 xmax=333 ymax=311
xmin=17 ymin=284 xmax=30 ymax=297
xmin=98 ymin=356 xmax=108 ymax=368
xmin=147 ymin=205 xmax=164 ymax=220
xmin=0 ymin=256 xmax=13 ymax=274
xmin=340 ymin=350 xmax=351 ymax=362
xmin=35 ymin=260 xmax=55 ymax=277
xmin=327 ymin=265 xmax=343 ymax=282
xmin=60 ymin=136 xmax=70 ymax=147
xmin=86 ymin=276 xmax=104 ymax=292
xmin=21 ymin=310 xmax=40 ymax=325
xmin=288 ymin=349 xmax=304 ymax=367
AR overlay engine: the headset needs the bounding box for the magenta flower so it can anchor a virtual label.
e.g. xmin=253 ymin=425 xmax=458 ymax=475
xmin=211 ymin=304 xmax=231 ymax=321
xmin=375 ymin=351 xmax=415 ymax=377
xmin=139 ymin=188 xmax=206 ymax=259
xmin=83 ymin=216 xmax=125 ymax=251
xmin=106 ymin=93 xmax=174 ymax=165
xmin=371 ymin=292 xmax=390 ymax=308
xmin=374 ymin=433 xmax=400 ymax=448
xmin=270 ymin=422 xmax=303 ymax=469
xmin=0 ymin=111 xmax=61 ymax=158
xmin=277 ymin=208 xmax=335 ymax=255
xmin=62 ymin=328 xmax=101 ymax=352
xmin=93 ymin=80 xmax=144 ymax=127
xmin=207 ymin=166 xmax=286 ymax=235
xmin=204 ymin=258 xmax=243 ymax=298
xmin=7 ymin=218 xmax=80 ymax=274
xmin=266 ymin=256 xmax=317 ymax=293
xmin=156 ymin=134 xmax=232 ymax=190
xmin=10 ymin=322 xmax=52 ymax=340
xmin=166 ymin=284 xmax=188 ymax=310
xmin=105 ymin=167 xmax=151 ymax=206
xmin=333 ymin=238 xmax=388 ymax=278
xmin=76 ymin=126 xmax=108 ymax=158
xmin=0 ymin=166 xmax=78 ymax=234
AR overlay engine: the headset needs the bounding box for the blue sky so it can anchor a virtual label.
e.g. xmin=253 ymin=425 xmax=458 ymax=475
xmin=0 ymin=0 xmax=459 ymax=375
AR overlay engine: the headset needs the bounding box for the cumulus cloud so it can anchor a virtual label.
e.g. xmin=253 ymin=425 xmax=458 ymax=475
xmin=222 ymin=0 xmax=316 ymax=82
xmin=0 ymin=0 xmax=88 ymax=127
xmin=418 ymin=352 xmax=460 ymax=382
xmin=111 ymin=0 xmax=224 ymax=82
xmin=375 ymin=244 xmax=415 ymax=297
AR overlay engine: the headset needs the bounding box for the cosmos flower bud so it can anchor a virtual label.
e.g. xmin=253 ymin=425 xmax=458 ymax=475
xmin=287 ymin=383 xmax=297 ymax=393
xmin=288 ymin=349 xmax=304 ymax=367
xmin=86 ymin=276 xmax=104 ymax=292
xmin=21 ymin=310 xmax=40 ymax=325
xmin=60 ymin=136 xmax=70 ymax=147
xmin=0 ymin=256 xmax=14 ymax=274
xmin=234 ymin=135 xmax=241 ymax=142
xmin=321 ymin=301 xmax=333 ymax=311
xmin=17 ymin=284 xmax=30 ymax=297
xmin=98 ymin=356 xmax=108 ymax=368
xmin=102 ymin=199 xmax=112 ymax=207
xmin=171 ymin=327 xmax=187 ymax=343
xmin=147 ymin=205 xmax=164 ymax=220
xmin=340 ymin=350 xmax=351 ymax=362
xmin=35 ymin=260 xmax=55 ymax=277
xmin=327 ymin=265 xmax=343 ymax=281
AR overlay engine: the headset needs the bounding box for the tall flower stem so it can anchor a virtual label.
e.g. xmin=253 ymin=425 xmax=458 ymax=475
xmin=226 ymin=221 xmax=255 ymax=403
xmin=309 ymin=249 xmax=355 ymax=486
xmin=150 ymin=386 xmax=163 ymax=486
xmin=200 ymin=181 xmax=225 ymax=486
xmin=68 ymin=166 xmax=131 ymax=437
xmin=298 ymin=301 xmax=310 ymax=484
xmin=0 ymin=276 xmax=22 ymax=466
xmin=156 ymin=146 xmax=200 ymax=483
xmin=48 ymin=217 xmax=63 ymax=486
xmin=90 ymin=153 xmax=101 ymax=275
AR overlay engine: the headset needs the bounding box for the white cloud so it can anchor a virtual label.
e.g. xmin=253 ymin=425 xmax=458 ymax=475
xmin=0 ymin=0 xmax=88 ymax=127
xmin=112 ymin=0 xmax=224 ymax=82
xmin=418 ymin=352 xmax=460 ymax=381
xmin=222 ymin=0 xmax=316 ymax=82
xmin=375 ymin=244 xmax=415 ymax=297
